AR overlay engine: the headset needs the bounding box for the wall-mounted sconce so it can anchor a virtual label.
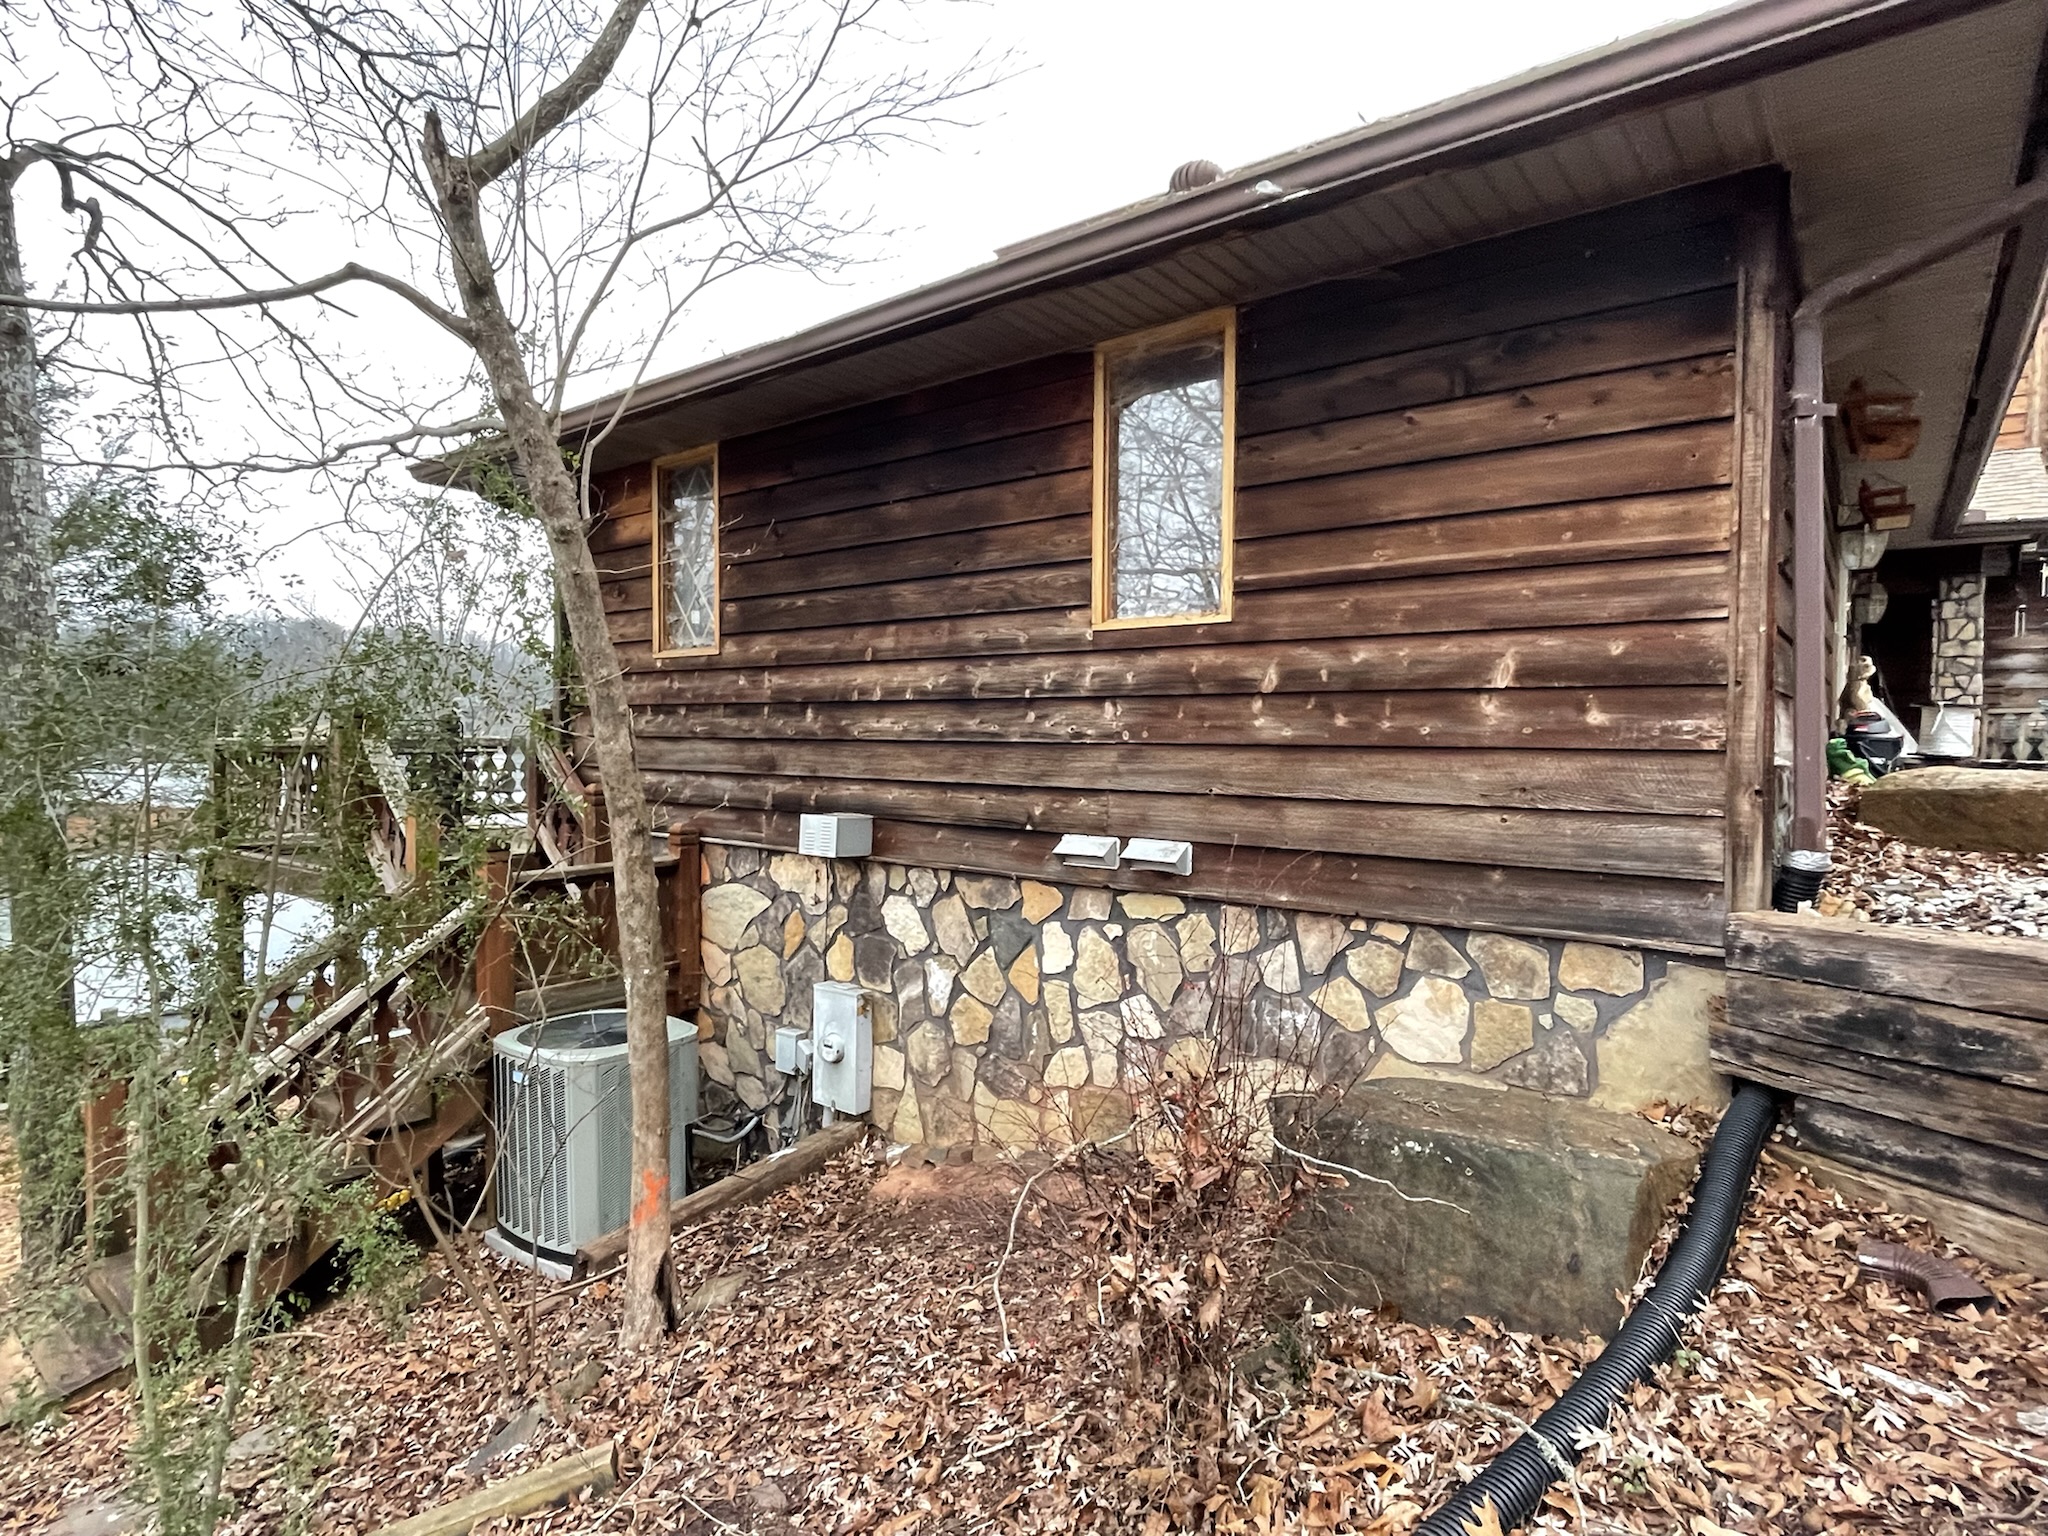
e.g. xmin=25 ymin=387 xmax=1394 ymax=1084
xmin=1122 ymin=837 xmax=1194 ymax=876
xmin=1857 ymin=478 xmax=1915 ymax=532
xmin=1840 ymin=525 xmax=1890 ymax=571
xmin=1054 ymin=833 xmax=1121 ymax=869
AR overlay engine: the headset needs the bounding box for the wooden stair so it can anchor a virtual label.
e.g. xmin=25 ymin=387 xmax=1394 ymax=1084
xmin=2 ymin=899 xmax=503 ymax=1411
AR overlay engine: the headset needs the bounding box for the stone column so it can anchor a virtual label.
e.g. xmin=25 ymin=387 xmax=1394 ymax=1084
xmin=1931 ymin=574 xmax=1985 ymax=708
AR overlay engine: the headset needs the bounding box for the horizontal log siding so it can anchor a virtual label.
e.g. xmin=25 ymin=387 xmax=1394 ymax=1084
xmin=591 ymin=186 xmax=1756 ymax=949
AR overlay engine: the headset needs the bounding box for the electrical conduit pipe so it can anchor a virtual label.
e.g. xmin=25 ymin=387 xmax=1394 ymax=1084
xmin=1416 ymin=1083 xmax=1781 ymax=1536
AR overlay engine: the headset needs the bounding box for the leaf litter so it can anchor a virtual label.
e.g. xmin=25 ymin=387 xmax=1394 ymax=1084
xmin=2 ymin=1115 xmax=2044 ymax=1536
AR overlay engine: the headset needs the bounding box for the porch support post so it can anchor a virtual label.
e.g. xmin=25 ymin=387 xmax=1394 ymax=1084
xmin=1787 ymin=175 xmax=2048 ymax=856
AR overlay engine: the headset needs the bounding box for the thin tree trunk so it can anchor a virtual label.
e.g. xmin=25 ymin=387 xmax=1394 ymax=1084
xmin=423 ymin=116 xmax=676 ymax=1351
xmin=0 ymin=163 xmax=52 ymax=700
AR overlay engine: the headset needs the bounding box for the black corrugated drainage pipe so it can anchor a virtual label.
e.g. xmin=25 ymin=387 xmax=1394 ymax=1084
xmin=1771 ymin=849 xmax=1832 ymax=913
xmin=1416 ymin=1084 xmax=1781 ymax=1536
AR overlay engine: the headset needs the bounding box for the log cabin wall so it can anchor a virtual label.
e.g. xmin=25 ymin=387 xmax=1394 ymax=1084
xmin=588 ymin=177 xmax=1786 ymax=956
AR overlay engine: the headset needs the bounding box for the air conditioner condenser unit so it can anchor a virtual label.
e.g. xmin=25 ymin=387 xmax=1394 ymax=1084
xmin=490 ymin=1009 xmax=698 ymax=1275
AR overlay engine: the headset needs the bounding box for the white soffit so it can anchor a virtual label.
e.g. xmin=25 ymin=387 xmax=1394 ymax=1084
xmin=1761 ymin=0 xmax=2048 ymax=545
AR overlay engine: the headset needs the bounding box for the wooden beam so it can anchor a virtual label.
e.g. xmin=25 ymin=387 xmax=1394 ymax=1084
xmin=643 ymin=770 xmax=1726 ymax=880
xmin=369 ymin=1442 xmax=618 ymax=1536
xmin=1725 ymin=911 xmax=2048 ymax=1022
xmin=1710 ymin=1020 xmax=2048 ymax=1157
xmin=1726 ymin=971 xmax=2048 ymax=1088
xmin=665 ymin=823 xmax=702 ymax=1015
xmin=629 ymin=686 xmax=1730 ymax=753
xmin=476 ymin=850 xmax=514 ymax=1037
xmin=1237 ymin=355 xmax=1734 ymax=487
xmin=663 ymin=806 xmax=1729 ymax=950
xmin=1237 ymin=286 xmax=1735 ymax=436
xmin=624 ymin=620 xmax=1731 ymax=706
xmin=1725 ymin=191 xmax=1788 ymax=914
xmin=571 ymin=1120 xmax=864 ymax=1279
xmin=1765 ymin=1145 xmax=2048 ymax=1276
xmin=1790 ymin=1097 xmax=2048 ymax=1227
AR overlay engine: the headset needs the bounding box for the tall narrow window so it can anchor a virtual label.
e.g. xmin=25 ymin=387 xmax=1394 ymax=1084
xmin=1093 ymin=310 xmax=1236 ymax=627
xmin=654 ymin=448 xmax=718 ymax=655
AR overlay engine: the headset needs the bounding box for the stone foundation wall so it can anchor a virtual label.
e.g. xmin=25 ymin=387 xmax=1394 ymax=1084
xmin=694 ymin=846 xmax=1728 ymax=1148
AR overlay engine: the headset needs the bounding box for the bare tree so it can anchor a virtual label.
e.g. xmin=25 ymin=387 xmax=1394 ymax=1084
xmin=0 ymin=148 xmax=53 ymax=693
xmin=1 ymin=0 xmax=991 ymax=1349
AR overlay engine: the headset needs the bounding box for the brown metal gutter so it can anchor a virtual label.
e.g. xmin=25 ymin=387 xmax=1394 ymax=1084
xmin=1787 ymin=176 xmax=2048 ymax=857
xmin=555 ymin=0 xmax=2014 ymax=447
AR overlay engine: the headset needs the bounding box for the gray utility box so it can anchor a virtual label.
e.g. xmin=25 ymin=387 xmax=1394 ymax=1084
xmin=493 ymin=1009 xmax=697 ymax=1268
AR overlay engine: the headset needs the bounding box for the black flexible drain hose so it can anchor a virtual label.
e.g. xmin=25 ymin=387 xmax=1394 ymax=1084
xmin=1416 ymin=1083 xmax=1781 ymax=1536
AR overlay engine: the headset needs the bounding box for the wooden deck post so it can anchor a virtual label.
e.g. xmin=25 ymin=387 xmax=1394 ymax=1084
xmin=585 ymin=784 xmax=610 ymax=867
xmin=82 ymin=1080 xmax=129 ymax=1254
xmin=477 ymin=848 xmax=515 ymax=1036
xmin=665 ymin=821 xmax=702 ymax=1016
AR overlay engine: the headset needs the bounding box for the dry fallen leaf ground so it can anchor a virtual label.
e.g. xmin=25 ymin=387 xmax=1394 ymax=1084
xmin=3 ymin=1115 xmax=2044 ymax=1536
xmin=1821 ymin=785 xmax=2048 ymax=937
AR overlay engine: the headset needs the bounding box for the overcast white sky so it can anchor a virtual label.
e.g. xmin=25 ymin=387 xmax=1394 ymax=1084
xmin=658 ymin=0 xmax=1728 ymax=372
xmin=18 ymin=0 xmax=1731 ymax=613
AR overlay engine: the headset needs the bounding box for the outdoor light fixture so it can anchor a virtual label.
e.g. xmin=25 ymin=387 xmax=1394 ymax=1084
xmin=1122 ymin=838 xmax=1194 ymax=876
xmin=1054 ymin=833 xmax=1121 ymax=869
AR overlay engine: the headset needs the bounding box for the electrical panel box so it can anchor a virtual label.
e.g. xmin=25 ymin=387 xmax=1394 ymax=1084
xmin=810 ymin=981 xmax=873 ymax=1115
xmin=799 ymin=812 xmax=873 ymax=859
xmin=773 ymin=1025 xmax=812 ymax=1076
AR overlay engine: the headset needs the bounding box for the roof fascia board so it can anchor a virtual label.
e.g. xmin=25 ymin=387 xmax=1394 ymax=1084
xmin=559 ymin=0 xmax=2013 ymax=445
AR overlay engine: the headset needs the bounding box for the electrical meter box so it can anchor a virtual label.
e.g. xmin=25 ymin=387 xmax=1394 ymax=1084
xmin=810 ymin=981 xmax=873 ymax=1115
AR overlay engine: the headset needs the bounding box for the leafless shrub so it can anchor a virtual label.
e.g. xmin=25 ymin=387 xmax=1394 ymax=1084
xmin=1033 ymin=945 xmax=1371 ymax=1420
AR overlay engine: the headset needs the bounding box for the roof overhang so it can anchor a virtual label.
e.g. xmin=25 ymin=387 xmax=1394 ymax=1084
xmin=435 ymin=0 xmax=2048 ymax=550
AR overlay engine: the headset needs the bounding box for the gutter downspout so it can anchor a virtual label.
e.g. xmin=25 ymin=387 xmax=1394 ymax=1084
xmin=1785 ymin=178 xmax=2048 ymax=871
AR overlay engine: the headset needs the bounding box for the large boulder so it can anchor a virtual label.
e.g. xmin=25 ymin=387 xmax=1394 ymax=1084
xmin=1271 ymin=1080 xmax=1697 ymax=1337
xmin=1857 ymin=765 xmax=2048 ymax=855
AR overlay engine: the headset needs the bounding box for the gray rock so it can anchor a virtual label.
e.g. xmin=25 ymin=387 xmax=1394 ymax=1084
xmin=893 ymin=958 xmax=929 ymax=1027
xmin=957 ymin=874 xmax=1022 ymax=910
xmin=1273 ymin=1079 xmax=1698 ymax=1336
xmin=1558 ymin=942 xmax=1642 ymax=996
xmin=854 ymin=934 xmax=896 ymax=990
xmin=1500 ymin=1022 xmax=1590 ymax=1096
xmin=1127 ymin=922 xmax=1185 ymax=1010
xmin=1466 ymin=932 xmax=1551 ymax=1000
xmin=987 ymin=991 xmax=1035 ymax=1062
xmin=1378 ymin=975 xmax=1469 ymax=1063
xmin=989 ymin=909 xmax=1036 ymax=968
xmin=1296 ymin=913 xmax=1352 ymax=975
xmin=783 ymin=946 xmax=824 ymax=1030
xmin=683 ymin=1270 xmax=751 ymax=1314
xmin=459 ymin=1401 xmax=543 ymax=1473
xmin=904 ymin=1021 xmax=952 ymax=1085
xmin=1245 ymin=993 xmax=1319 ymax=1060
xmin=1069 ymin=886 xmax=1112 ymax=921
xmin=1859 ymin=764 xmax=2048 ymax=855
xmin=932 ymin=893 xmax=977 ymax=963
xmin=1405 ymin=928 xmax=1472 ymax=979
xmin=1259 ymin=940 xmax=1302 ymax=995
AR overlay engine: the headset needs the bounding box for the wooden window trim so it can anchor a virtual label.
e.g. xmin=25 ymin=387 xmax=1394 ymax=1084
xmin=650 ymin=445 xmax=721 ymax=659
xmin=1091 ymin=307 xmax=1238 ymax=631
